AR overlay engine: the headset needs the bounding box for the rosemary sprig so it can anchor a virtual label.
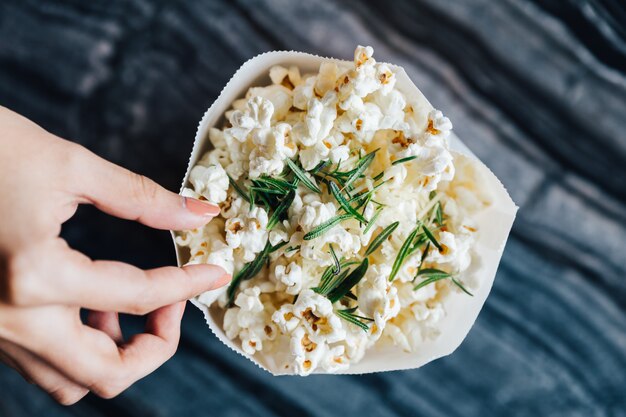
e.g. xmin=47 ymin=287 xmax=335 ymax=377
xmin=284 ymin=245 xmax=301 ymax=253
xmin=342 ymin=148 xmax=379 ymax=191
xmin=248 ymin=187 xmax=256 ymax=211
xmin=329 ymin=244 xmax=340 ymax=275
xmin=285 ymin=158 xmax=322 ymax=193
xmin=228 ymin=175 xmax=250 ymax=202
xmin=249 ymin=186 xmax=285 ymax=196
xmin=345 ymin=291 xmax=358 ymax=301
xmin=327 ymin=258 xmax=369 ymax=303
xmin=418 ymin=242 xmax=431 ymax=272
xmin=428 ymin=191 xmax=445 ymax=227
xmin=391 ymin=155 xmax=417 ymax=165
xmin=329 ymin=181 xmax=368 ymax=224
xmin=422 ymin=224 xmax=443 ymax=252
xmin=336 ymin=307 xmax=373 ymax=332
xmin=227 ymin=240 xmax=272 ymax=306
xmin=435 ymin=202 xmax=444 ymax=226
xmin=347 ymin=181 xmax=386 ymax=206
xmin=389 ymin=226 xmax=420 ymax=281
xmin=314 ymin=260 xmax=361 ymax=295
xmin=413 ymin=268 xmax=473 ymax=296
xmin=311 ymin=160 xmax=330 ymax=174
xmin=363 ymin=206 xmax=384 ymax=235
xmin=408 ymin=232 xmax=429 ymax=256
xmin=267 ymin=190 xmax=295 ymax=230
xmin=303 ymin=213 xmax=352 ymax=240
xmin=257 ymin=175 xmax=297 ymax=191
xmin=364 ymin=221 xmax=399 ymax=256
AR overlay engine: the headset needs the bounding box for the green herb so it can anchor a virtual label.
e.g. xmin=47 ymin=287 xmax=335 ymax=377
xmin=249 ymin=186 xmax=285 ymax=196
xmin=258 ymin=175 xmax=297 ymax=191
xmin=329 ymin=181 xmax=368 ymax=224
xmin=451 ymin=277 xmax=474 ymax=296
xmin=285 ymin=158 xmax=322 ymax=193
xmin=408 ymin=233 xmax=429 ymax=256
xmin=327 ymin=258 xmax=369 ymax=303
xmin=329 ymin=244 xmax=340 ymax=275
xmin=228 ymin=175 xmax=250 ymax=202
xmin=364 ymin=221 xmax=399 ymax=256
xmin=227 ymin=239 xmax=289 ymax=305
xmin=269 ymin=240 xmax=289 ymax=253
xmin=363 ymin=206 xmax=384 ymax=235
xmin=284 ymin=245 xmax=301 ymax=253
xmin=227 ymin=240 xmax=272 ymax=306
xmin=391 ymin=155 xmax=417 ymax=165
xmin=345 ymin=291 xmax=358 ymax=301
xmin=314 ymin=260 xmax=361 ymax=295
xmin=389 ymin=226 xmax=420 ymax=281
xmin=267 ymin=190 xmax=295 ymax=230
xmin=348 ymin=181 xmax=386 ymax=206
xmin=413 ymin=268 xmax=473 ymax=296
xmin=303 ymin=213 xmax=352 ymax=240
xmin=418 ymin=242 xmax=431 ymax=272
xmin=248 ymin=187 xmax=256 ymax=211
xmin=342 ymin=148 xmax=379 ymax=191
xmin=422 ymin=224 xmax=443 ymax=252
xmin=435 ymin=202 xmax=444 ymax=226
xmin=336 ymin=307 xmax=373 ymax=332
xmin=372 ymin=171 xmax=385 ymax=182
xmin=311 ymin=160 xmax=330 ymax=174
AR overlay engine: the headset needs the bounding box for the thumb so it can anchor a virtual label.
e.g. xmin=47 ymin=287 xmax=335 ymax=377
xmin=72 ymin=145 xmax=219 ymax=230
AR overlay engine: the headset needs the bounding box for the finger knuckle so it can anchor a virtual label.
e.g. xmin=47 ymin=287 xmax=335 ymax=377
xmin=127 ymin=302 xmax=152 ymax=316
xmin=93 ymin=383 xmax=122 ymax=399
xmin=61 ymin=142 xmax=91 ymax=180
xmin=50 ymin=386 xmax=88 ymax=406
xmin=92 ymin=376 xmax=129 ymax=399
xmin=128 ymin=278 xmax=160 ymax=315
xmin=0 ymin=253 xmax=37 ymax=306
xmin=129 ymin=172 xmax=158 ymax=205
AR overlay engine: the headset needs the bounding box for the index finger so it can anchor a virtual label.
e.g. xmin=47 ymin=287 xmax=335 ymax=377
xmin=22 ymin=247 xmax=231 ymax=314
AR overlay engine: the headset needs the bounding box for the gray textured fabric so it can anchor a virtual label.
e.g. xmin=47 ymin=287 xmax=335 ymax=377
xmin=0 ymin=1 xmax=625 ymax=416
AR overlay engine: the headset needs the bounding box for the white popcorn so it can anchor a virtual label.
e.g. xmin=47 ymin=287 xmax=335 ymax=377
xmin=269 ymin=65 xmax=302 ymax=87
xmin=293 ymin=93 xmax=337 ymax=148
xmin=188 ymin=163 xmax=229 ymax=204
xmin=426 ymin=109 xmax=453 ymax=139
xmin=222 ymin=287 xmax=276 ymax=355
xmin=225 ymin=206 xmax=269 ymax=262
xmin=275 ymin=261 xmax=303 ymax=295
xmin=292 ymin=75 xmax=316 ymax=110
xmin=299 ymin=201 xmax=337 ymax=231
xmin=291 ymin=289 xmax=346 ymax=344
xmin=246 ymin=85 xmax=292 ymax=122
xmin=181 ymin=45 xmax=487 ymax=375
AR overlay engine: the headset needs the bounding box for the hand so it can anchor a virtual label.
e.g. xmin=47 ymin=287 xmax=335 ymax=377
xmin=0 ymin=106 xmax=229 ymax=404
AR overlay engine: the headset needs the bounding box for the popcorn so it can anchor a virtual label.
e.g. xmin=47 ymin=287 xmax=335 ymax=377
xmin=275 ymin=261 xmax=303 ymax=295
xmin=188 ymin=163 xmax=229 ymax=204
xmin=176 ymin=45 xmax=507 ymax=376
xmin=226 ymin=96 xmax=273 ymax=143
xmin=225 ymin=206 xmax=269 ymax=262
xmin=223 ymin=287 xmax=275 ymax=355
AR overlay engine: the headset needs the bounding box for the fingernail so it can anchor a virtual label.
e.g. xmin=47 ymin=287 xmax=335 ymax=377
xmin=212 ymin=273 xmax=232 ymax=289
xmin=182 ymin=196 xmax=220 ymax=217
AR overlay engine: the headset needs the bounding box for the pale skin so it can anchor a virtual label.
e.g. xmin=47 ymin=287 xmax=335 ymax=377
xmin=0 ymin=106 xmax=230 ymax=405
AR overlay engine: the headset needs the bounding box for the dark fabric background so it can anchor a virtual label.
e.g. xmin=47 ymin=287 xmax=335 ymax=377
xmin=1 ymin=1 xmax=625 ymax=416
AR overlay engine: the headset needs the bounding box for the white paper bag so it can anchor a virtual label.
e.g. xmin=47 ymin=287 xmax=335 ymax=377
xmin=172 ymin=51 xmax=517 ymax=375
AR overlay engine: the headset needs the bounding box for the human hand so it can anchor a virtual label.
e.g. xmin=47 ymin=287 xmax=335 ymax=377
xmin=0 ymin=106 xmax=230 ymax=404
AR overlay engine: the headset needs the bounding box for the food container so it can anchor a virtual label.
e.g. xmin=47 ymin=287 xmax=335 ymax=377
xmin=172 ymin=51 xmax=517 ymax=375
